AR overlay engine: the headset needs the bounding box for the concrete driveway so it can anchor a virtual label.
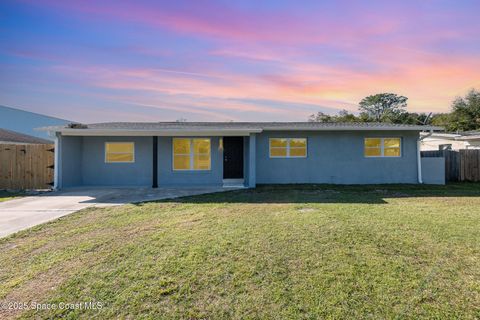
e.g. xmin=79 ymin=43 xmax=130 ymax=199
xmin=0 ymin=186 xmax=236 ymax=238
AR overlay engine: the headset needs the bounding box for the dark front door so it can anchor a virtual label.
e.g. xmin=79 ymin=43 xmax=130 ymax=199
xmin=223 ymin=137 xmax=244 ymax=179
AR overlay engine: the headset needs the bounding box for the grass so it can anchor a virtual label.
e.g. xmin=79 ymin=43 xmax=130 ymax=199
xmin=0 ymin=183 xmax=479 ymax=319
xmin=0 ymin=191 xmax=23 ymax=203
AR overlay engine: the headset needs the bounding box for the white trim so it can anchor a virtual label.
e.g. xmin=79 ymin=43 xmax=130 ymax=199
xmin=53 ymin=135 xmax=59 ymax=190
xmin=269 ymin=138 xmax=307 ymax=158
xmin=418 ymin=129 xmax=433 ymax=183
xmin=417 ymin=139 xmax=423 ymax=183
xmin=172 ymin=138 xmax=211 ymax=171
xmin=104 ymin=142 xmax=135 ymax=163
xmin=364 ymin=138 xmax=402 ymax=158
xmin=223 ymin=179 xmax=245 ymax=188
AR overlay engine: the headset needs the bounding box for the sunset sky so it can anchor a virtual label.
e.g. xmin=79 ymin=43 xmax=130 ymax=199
xmin=1 ymin=0 xmax=479 ymax=122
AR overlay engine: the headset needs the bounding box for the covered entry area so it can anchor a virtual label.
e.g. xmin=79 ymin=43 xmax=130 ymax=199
xmin=53 ymin=124 xmax=259 ymax=189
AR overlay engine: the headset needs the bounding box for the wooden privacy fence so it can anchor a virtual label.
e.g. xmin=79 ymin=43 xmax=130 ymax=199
xmin=459 ymin=149 xmax=480 ymax=182
xmin=0 ymin=144 xmax=54 ymax=190
xmin=421 ymin=149 xmax=480 ymax=182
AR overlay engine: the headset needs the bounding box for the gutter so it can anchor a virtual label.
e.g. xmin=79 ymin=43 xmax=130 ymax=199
xmin=52 ymin=128 xmax=263 ymax=137
xmin=417 ymin=129 xmax=433 ymax=183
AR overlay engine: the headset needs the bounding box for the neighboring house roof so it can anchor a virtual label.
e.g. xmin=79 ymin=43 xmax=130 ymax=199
xmin=0 ymin=105 xmax=70 ymax=141
xmin=463 ymin=130 xmax=480 ymax=135
xmin=422 ymin=131 xmax=480 ymax=141
xmin=421 ymin=132 xmax=460 ymax=140
xmin=456 ymin=134 xmax=480 ymax=141
xmin=456 ymin=130 xmax=480 ymax=141
xmin=43 ymin=122 xmax=442 ymax=136
xmin=0 ymin=128 xmax=52 ymax=144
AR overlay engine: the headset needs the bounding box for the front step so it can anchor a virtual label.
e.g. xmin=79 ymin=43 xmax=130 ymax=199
xmin=223 ymin=179 xmax=245 ymax=188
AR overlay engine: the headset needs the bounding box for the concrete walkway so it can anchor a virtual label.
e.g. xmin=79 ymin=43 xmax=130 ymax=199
xmin=0 ymin=186 xmax=239 ymax=238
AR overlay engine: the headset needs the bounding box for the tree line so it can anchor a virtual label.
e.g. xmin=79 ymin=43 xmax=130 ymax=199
xmin=308 ymin=89 xmax=480 ymax=132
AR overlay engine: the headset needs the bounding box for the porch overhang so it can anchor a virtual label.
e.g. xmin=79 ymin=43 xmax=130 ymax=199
xmin=54 ymin=128 xmax=262 ymax=137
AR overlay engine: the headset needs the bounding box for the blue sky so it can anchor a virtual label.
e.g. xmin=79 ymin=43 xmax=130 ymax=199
xmin=1 ymin=0 xmax=479 ymax=122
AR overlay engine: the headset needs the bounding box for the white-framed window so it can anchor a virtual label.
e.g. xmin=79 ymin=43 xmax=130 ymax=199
xmin=364 ymin=138 xmax=401 ymax=157
xmin=269 ymin=138 xmax=307 ymax=158
xmin=105 ymin=142 xmax=135 ymax=163
xmin=173 ymin=138 xmax=211 ymax=170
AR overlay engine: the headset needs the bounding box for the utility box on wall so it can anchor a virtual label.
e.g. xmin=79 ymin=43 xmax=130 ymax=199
xmin=421 ymin=157 xmax=445 ymax=185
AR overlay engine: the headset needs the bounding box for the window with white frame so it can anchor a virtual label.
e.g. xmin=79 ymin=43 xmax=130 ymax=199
xmin=364 ymin=138 xmax=401 ymax=157
xmin=269 ymin=138 xmax=307 ymax=158
xmin=105 ymin=142 xmax=135 ymax=163
xmin=173 ymin=138 xmax=211 ymax=170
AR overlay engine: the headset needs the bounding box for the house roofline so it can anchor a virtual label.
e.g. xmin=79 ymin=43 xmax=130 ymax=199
xmin=41 ymin=122 xmax=443 ymax=136
xmin=55 ymin=129 xmax=263 ymax=136
xmin=260 ymin=126 xmax=440 ymax=131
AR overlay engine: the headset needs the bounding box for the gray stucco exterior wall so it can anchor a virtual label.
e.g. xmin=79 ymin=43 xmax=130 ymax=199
xmin=243 ymin=137 xmax=250 ymax=186
xmin=248 ymin=134 xmax=256 ymax=187
xmin=60 ymin=136 xmax=83 ymax=188
xmin=81 ymin=136 xmax=153 ymax=186
xmin=60 ymin=135 xmax=153 ymax=188
xmin=57 ymin=130 xmax=421 ymax=188
xmin=255 ymin=130 xmax=419 ymax=184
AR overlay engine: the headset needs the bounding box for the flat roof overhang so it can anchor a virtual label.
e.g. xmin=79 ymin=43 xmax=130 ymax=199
xmin=46 ymin=124 xmax=442 ymax=136
xmin=55 ymin=129 xmax=263 ymax=136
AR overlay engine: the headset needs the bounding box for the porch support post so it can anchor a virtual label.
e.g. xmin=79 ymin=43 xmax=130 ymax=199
xmin=152 ymin=136 xmax=158 ymax=188
xmin=248 ymin=133 xmax=256 ymax=188
xmin=54 ymin=132 xmax=62 ymax=190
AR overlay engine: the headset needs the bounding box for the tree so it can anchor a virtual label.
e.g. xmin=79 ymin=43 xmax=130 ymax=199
xmin=358 ymin=93 xmax=408 ymax=122
xmin=308 ymin=109 xmax=359 ymax=123
xmin=390 ymin=112 xmax=432 ymax=125
xmin=308 ymin=111 xmax=332 ymax=122
xmin=307 ymin=90 xmax=480 ymax=131
xmin=430 ymin=113 xmax=452 ymax=129
xmin=447 ymin=89 xmax=480 ymax=132
xmin=335 ymin=109 xmax=358 ymax=122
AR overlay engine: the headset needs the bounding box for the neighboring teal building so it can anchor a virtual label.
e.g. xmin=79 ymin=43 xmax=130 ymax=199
xmin=0 ymin=105 xmax=70 ymax=141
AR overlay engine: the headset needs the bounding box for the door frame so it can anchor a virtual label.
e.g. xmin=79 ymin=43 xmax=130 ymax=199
xmin=222 ymin=136 xmax=244 ymax=179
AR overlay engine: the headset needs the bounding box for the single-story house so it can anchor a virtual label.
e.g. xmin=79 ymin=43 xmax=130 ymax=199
xmin=43 ymin=122 xmax=443 ymax=189
xmin=421 ymin=131 xmax=480 ymax=151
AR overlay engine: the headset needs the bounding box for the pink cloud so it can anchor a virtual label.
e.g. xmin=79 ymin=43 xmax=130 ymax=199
xmin=47 ymin=41 xmax=480 ymax=117
xmin=48 ymin=64 xmax=322 ymax=119
xmin=19 ymin=0 xmax=403 ymax=45
xmin=8 ymin=0 xmax=480 ymax=120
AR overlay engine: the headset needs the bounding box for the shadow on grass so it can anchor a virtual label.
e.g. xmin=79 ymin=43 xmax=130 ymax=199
xmin=149 ymin=183 xmax=480 ymax=205
xmin=0 ymin=190 xmax=25 ymax=202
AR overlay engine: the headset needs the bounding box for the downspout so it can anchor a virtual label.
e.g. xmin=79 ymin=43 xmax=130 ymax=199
xmin=53 ymin=132 xmax=60 ymax=190
xmin=417 ymin=129 xmax=433 ymax=183
xmin=152 ymin=136 xmax=158 ymax=188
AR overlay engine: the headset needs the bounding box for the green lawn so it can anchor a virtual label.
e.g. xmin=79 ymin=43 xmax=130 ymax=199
xmin=0 ymin=184 xmax=479 ymax=319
